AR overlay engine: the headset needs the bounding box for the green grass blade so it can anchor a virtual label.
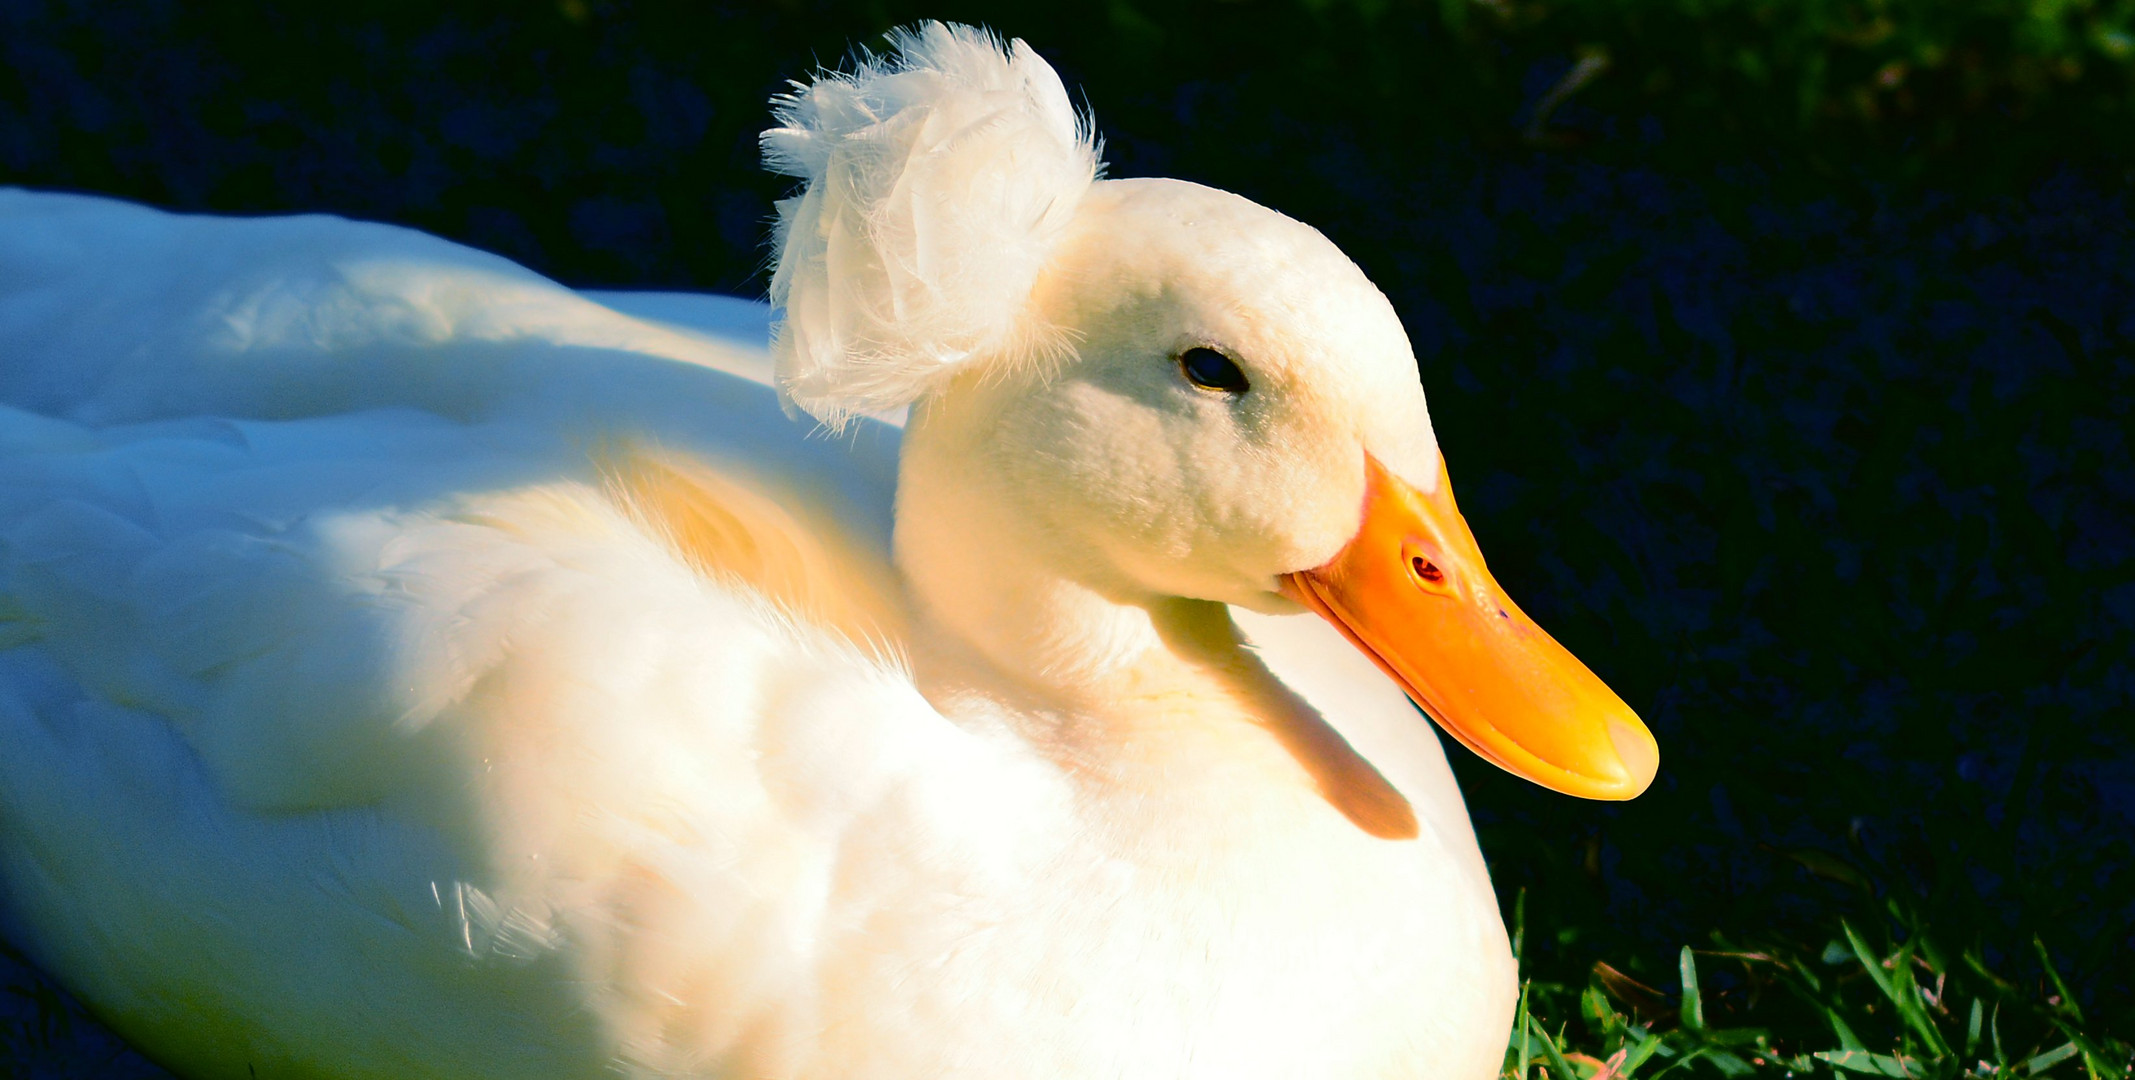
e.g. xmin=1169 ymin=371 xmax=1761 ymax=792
xmin=1677 ymin=947 xmax=1704 ymax=1032
xmin=1827 ymin=1008 xmax=1868 ymax=1053
xmin=1516 ymin=979 xmax=1533 ymax=1080
xmin=1901 ymin=972 xmax=1951 ymax=1058
xmin=1647 ymin=1046 xmax=1710 ymax=1080
xmin=1513 ymin=889 xmax=1527 ymax=965
xmin=2031 ymin=937 xmax=2084 ymax=1024
xmin=1620 ymin=1029 xmax=1665 ymax=1078
xmin=1965 ymin=949 xmax=2023 ymax=998
xmin=1841 ymin=921 xmax=1946 ymax=1057
xmin=1966 ymin=998 xmax=1984 ymax=1059
xmin=1992 ymin=1004 xmax=2008 ymax=1070
xmin=1582 ymin=985 xmax=1616 ymax=1039
xmin=2025 ymin=1041 xmax=2080 ymax=1075
xmin=1530 ymin=1014 xmax=1583 ymax=1080
xmin=2073 ymin=1036 xmax=2132 ymax=1080
xmin=1703 ymin=1049 xmax=1756 ymax=1077
xmin=1889 ymin=935 xmax=1951 ymax=1060
xmin=1813 ymin=1050 xmax=1920 ymax=1076
xmin=1842 ymin=921 xmax=1902 ymax=1004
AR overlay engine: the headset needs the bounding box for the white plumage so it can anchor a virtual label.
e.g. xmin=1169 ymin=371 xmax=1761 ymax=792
xmin=766 ymin=23 xmax=1100 ymax=425
xmin=0 ymin=22 xmax=1667 ymax=1080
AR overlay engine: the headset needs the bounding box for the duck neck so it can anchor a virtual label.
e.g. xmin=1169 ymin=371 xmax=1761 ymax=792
xmin=892 ymin=401 xmax=1417 ymax=840
xmin=893 ymin=400 xmax=1220 ymax=720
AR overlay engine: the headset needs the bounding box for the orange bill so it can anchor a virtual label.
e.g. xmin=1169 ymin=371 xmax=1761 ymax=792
xmin=1282 ymin=453 xmax=1658 ymax=800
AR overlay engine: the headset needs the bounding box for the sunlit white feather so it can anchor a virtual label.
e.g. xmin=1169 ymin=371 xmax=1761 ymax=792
xmin=764 ymin=22 xmax=1100 ymax=425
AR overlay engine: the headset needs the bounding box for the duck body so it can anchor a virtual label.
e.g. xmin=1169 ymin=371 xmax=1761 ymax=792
xmin=0 ymin=187 xmax=1514 ymax=1078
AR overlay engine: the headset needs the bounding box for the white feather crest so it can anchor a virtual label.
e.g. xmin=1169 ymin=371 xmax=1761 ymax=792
xmin=763 ymin=22 xmax=1101 ymax=426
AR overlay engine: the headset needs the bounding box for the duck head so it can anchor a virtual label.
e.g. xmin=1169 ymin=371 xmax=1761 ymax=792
xmin=764 ymin=23 xmax=1656 ymax=800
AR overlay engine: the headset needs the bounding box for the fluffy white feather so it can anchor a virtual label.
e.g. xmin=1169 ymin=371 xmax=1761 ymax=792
xmin=763 ymin=22 xmax=1100 ymax=425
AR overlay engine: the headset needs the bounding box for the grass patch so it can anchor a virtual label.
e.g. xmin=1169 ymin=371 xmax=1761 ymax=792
xmin=1503 ymin=880 xmax=2135 ymax=1080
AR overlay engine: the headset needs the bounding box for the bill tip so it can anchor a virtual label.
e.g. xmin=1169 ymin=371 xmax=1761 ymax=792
xmin=1607 ymin=715 xmax=1660 ymax=799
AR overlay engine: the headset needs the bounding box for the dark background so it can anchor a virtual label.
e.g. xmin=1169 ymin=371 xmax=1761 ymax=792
xmin=2 ymin=0 xmax=2130 ymax=1070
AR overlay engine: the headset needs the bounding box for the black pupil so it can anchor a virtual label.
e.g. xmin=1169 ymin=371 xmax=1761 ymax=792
xmin=1180 ymin=347 xmax=1248 ymax=393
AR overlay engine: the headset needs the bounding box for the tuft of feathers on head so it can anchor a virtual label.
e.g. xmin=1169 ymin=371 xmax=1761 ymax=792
xmin=763 ymin=22 xmax=1102 ymax=427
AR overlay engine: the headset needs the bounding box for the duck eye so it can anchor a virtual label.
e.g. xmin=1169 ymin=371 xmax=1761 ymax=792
xmin=1178 ymin=347 xmax=1249 ymax=394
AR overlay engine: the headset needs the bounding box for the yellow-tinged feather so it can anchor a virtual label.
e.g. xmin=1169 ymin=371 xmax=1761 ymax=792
xmin=596 ymin=446 xmax=908 ymax=656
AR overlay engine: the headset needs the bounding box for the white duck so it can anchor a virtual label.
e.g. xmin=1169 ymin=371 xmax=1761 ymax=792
xmin=0 ymin=23 xmax=1656 ymax=1080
